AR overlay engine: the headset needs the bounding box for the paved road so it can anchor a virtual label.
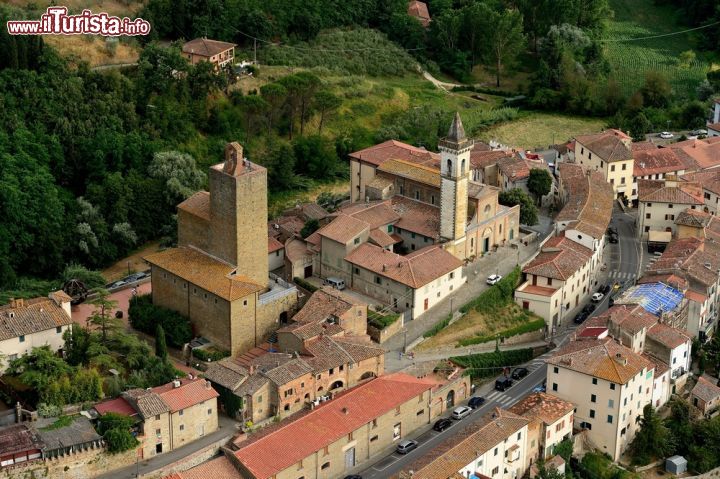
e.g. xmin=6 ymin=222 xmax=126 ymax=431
xmin=353 ymin=357 xmax=553 ymax=478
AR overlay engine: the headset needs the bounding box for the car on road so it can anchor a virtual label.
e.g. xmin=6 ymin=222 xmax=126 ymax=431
xmin=532 ymin=380 xmax=547 ymax=393
xmin=607 ymin=226 xmax=618 ymax=236
xmin=609 ymin=233 xmax=619 ymax=244
xmin=689 ymin=129 xmax=707 ymax=138
xmin=108 ymin=280 xmax=127 ymax=289
xmin=396 ymin=439 xmax=418 ymax=454
xmin=659 ymin=131 xmax=674 ymax=139
xmin=433 ymin=418 xmax=453 ymax=432
xmin=511 ymin=367 xmax=529 ymax=380
xmin=573 ymin=311 xmax=589 ymax=324
xmin=591 ymin=292 xmax=604 ymax=302
xmin=599 ymin=284 xmax=612 ymax=295
xmin=486 ymin=274 xmax=502 ymax=285
xmin=451 ymin=406 xmax=473 ymax=420
xmin=495 ymin=377 xmax=513 ymax=391
xmin=582 ymin=303 xmax=596 ymax=314
xmin=344 ymin=476 xmax=363 ymax=479
xmin=468 ymin=396 xmax=486 ymax=409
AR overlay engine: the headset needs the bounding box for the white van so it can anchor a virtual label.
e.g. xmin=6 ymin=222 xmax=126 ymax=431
xmin=324 ymin=277 xmax=346 ymax=290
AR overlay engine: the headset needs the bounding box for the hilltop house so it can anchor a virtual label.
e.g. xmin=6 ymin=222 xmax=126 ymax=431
xmin=182 ymin=38 xmax=236 ymax=70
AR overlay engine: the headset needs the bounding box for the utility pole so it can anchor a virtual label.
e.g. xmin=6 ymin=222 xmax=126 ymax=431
xmin=253 ymin=38 xmax=257 ymax=65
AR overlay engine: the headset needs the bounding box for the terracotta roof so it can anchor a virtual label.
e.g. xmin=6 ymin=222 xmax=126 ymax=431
xmin=378 ymin=158 xmax=441 ymax=188
xmin=632 ymin=141 xmax=658 ymax=152
xmin=345 ymin=243 xmax=462 ymax=288
xmin=600 ymin=304 xmax=658 ymax=334
xmin=675 ymin=208 xmax=712 ymax=228
xmin=349 ymin=140 xmax=439 ymax=168
xmin=369 ymin=228 xmax=400 ymax=247
xmin=37 ymin=416 xmax=101 ymax=451
xmin=470 ymin=148 xmax=513 ymax=169
xmin=681 ymin=170 xmax=720 ymax=196
xmin=178 ymin=191 xmax=210 ymax=221
xmin=145 ymin=247 xmax=264 ymax=301
xmin=233 ymin=374 xmax=439 ymax=479
xmin=302 ymin=203 xmax=329 ymax=221
xmin=284 ymin=238 xmax=312 ymax=262
xmin=391 ymin=196 xmax=441 ymax=239
xmin=261 ymin=358 xmax=314 ymax=386
xmin=397 ymin=409 xmax=529 ymax=479
xmin=634 ymin=149 xmax=686 ymax=177
xmin=317 ymin=214 xmax=369 ymax=244
xmin=0 ymin=296 xmax=72 ymax=341
xmin=666 ymin=137 xmax=720 ymax=170
xmin=182 ymin=38 xmax=236 ymax=57
xmin=94 ymin=397 xmax=138 ymax=418
xmin=508 ymin=393 xmax=574 ymax=426
xmin=123 ymin=389 xmax=169 ymax=419
xmin=303 ymin=335 xmax=383 ymax=371
xmin=341 ymin=201 xmax=401 ymax=230
xmin=407 ymin=0 xmax=431 ymax=26
xmin=278 ymin=321 xmax=345 ymax=341
xmin=170 ymin=456 xmax=241 ymax=479
xmin=692 ymin=376 xmax=720 ymax=403
xmin=642 ymin=353 xmax=669 ymax=375
xmin=268 ymin=236 xmax=284 ymax=254
xmin=556 ymin=163 xmax=613 ymax=239
xmin=647 ymin=322 xmax=690 ymax=349
xmin=0 ymin=424 xmax=44 ymax=457
xmin=468 ymin=182 xmax=500 ymax=200
xmin=154 ymin=378 xmax=219 ymax=413
xmin=645 ymin=236 xmax=720 ymax=288
xmin=291 ymin=287 xmax=364 ymax=324
xmin=497 ymin=156 xmax=531 ymax=180
xmin=204 ymin=359 xmax=248 ymax=391
xmin=522 ymin=234 xmax=592 ymax=280
xmin=516 ymin=283 xmax=558 ymax=297
xmin=547 ymin=338 xmax=653 ymax=384
xmin=638 ymin=179 xmax=704 ymax=204
xmin=575 ymin=130 xmax=632 ymax=162
xmin=577 ymin=326 xmax=609 ymax=339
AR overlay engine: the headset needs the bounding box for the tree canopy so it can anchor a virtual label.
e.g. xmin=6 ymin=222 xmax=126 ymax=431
xmin=499 ymin=188 xmax=539 ymax=226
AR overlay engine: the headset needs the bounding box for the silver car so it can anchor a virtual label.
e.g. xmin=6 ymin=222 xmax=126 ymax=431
xmin=396 ymin=439 xmax=418 ymax=454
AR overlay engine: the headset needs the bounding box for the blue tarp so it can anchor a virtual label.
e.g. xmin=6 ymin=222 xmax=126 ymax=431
xmin=621 ymin=282 xmax=684 ymax=316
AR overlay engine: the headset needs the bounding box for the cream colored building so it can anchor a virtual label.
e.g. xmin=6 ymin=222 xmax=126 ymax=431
xmin=574 ymin=130 xmax=633 ymax=200
xmin=637 ymin=177 xmax=704 ymax=239
xmin=397 ymin=408 xmax=530 ymax=479
xmin=632 ymin=148 xmax=688 ymax=202
xmin=509 ymin=393 xmax=574 ymax=462
xmin=0 ymin=292 xmax=73 ymax=371
xmin=681 ymin=170 xmax=720 ymax=215
xmin=145 ymin=143 xmax=298 ymax=356
xmin=182 ymin=38 xmax=236 ymax=70
xmin=546 ymin=338 xmax=656 ymax=461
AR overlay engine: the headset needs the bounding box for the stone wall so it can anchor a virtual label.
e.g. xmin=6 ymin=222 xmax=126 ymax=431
xmin=367 ymin=316 xmax=403 ymax=344
xmin=0 ymin=446 xmax=137 ymax=479
xmin=143 ymin=437 xmax=231 ymax=479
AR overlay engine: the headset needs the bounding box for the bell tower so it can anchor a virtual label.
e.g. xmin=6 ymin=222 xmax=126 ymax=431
xmin=439 ymin=112 xmax=473 ymax=242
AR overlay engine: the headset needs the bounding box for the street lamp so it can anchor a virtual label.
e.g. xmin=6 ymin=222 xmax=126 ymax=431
xmin=403 ymin=328 xmax=408 ymax=354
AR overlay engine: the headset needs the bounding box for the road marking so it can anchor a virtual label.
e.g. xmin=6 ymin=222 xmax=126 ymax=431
xmin=486 ymin=391 xmax=501 ymax=400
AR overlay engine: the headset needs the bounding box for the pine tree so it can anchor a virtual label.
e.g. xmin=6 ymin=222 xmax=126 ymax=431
xmin=155 ymin=324 xmax=168 ymax=360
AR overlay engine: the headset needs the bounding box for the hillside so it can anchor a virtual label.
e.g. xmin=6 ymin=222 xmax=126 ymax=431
xmin=605 ymin=0 xmax=713 ymax=96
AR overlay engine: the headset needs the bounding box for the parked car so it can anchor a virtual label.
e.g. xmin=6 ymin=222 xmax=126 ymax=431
xmin=591 ymin=292 xmax=604 ymax=302
xmin=609 ymin=233 xmax=619 ymax=244
xmin=574 ymin=311 xmax=589 ymax=324
xmin=582 ymin=303 xmax=596 ymax=314
xmin=323 ymin=277 xmax=346 ymax=290
xmin=532 ymin=380 xmax=547 ymax=393
xmin=108 ymin=280 xmax=127 ymax=289
xmin=599 ymin=284 xmax=612 ymax=295
xmin=468 ymin=396 xmax=486 ymax=409
xmin=659 ymin=131 xmax=674 ymax=139
xmin=344 ymin=476 xmax=363 ymax=479
xmin=689 ymin=129 xmax=707 ymax=137
xmin=433 ymin=418 xmax=453 ymax=432
xmin=606 ymin=226 xmax=618 ymax=236
xmin=486 ymin=274 xmax=503 ymax=285
xmin=396 ymin=439 xmax=418 ymax=454
xmin=451 ymin=406 xmax=473 ymax=420
xmin=511 ymin=367 xmax=529 ymax=380
xmin=495 ymin=377 xmax=513 ymax=392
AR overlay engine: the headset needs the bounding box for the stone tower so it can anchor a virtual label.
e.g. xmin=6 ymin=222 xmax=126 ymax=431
xmin=208 ymin=142 xmax=269 ymax=286
xmin=439 ymin=113 xmax=473 ymax=242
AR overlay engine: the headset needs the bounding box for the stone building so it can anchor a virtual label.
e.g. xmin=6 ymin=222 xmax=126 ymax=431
xmin=573 ymin=129 xmax=633 ymax=200
xmin=182 ymin=38 xmax=236 ymax=70
xmin=0 ymin=292 xmax=73 ymax=372
xmin=691 ymin=375 xmax=720 ymax=416
xmin=508 ymin=393 xmax=574 ymax=463
xmin=145 ymin=143 xmax=298 ymax=355
xmin=637 ymin=177 xmax=704 ymax=239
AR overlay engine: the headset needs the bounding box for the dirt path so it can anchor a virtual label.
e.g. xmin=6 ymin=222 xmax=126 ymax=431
xmin=421 ymin=69 xmax=462 ymax=92
xmin=101 ymin=240 xmax=162 ymax=282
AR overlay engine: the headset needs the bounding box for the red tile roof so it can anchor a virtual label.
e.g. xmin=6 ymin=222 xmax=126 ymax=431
xmin=666 ymin=137 xmax=720 ymax=170
xmin=182 ymin=38 xmax=236 ymax=57
xmin=522 ymin=234 xmax=592 ymax=280
xmin=647 ymin=322 xmax=690 ymax=349
xmin=407 ymin=0 xmax=431 ymax=26
xmin=391 ymin=196 xmax=441 ymax=239
xmin=233 ymin=373 xmax=439 ymax=479
xmin=637 ymin=179 xmax=704 ymax=204
xmin=153 ymin=378 xmax=219 ymax=413
xmin=349 ymin=140 xmax=439 ymax=168
xmin=167 ymin=456 xmax=241 ymax=479
xmin=575 ymin=130 xmax=632 ymax=162
xmin=633 ymin=149 xmax=687 ymax=177
xmin=692 ymin=375 xmax=720 ymax=403
xmin=93 ymin=397 xmax=138 ymax=417
xmin=345 ymin=243 xmax=462 ymax=288
xmin=470 ymin=148 xmax=513 ymax=169
xmin=681 ymin=170 xmax=720 ymax=195
xmin=268 ymin=237 xmax=284 ymax=254
xmin=556 ymin=163 xmax=613 ymax=239
xmin=317 ymin=214 xmax=369 ymax=244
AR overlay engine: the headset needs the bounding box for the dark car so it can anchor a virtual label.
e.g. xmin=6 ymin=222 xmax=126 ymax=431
xmin=607 ymin=226 xmax=618 ymax=236
xmin=468 ymin=396 xmax=486 ymax=409
xmin=511 ymin=367 xmax=529 ymax=380
xmin=608 ymin=297 xmax=615 ymax=307
xmin=433 ymin=418 xmax=453 ymax=432
xmin=599 ymin=284 xmax=612 ymax=295
xmin=495 ymin=377 xmax=514 ymax=391
xmin=573 ymin=311 xmax=589 ymax=324
xmin=344 ymin=476 xmax=363 ymax=479
xmin=609 ymin=233 xmax=619 ymax=244
xmin=582 ymin=303 xmax=596 ymax=315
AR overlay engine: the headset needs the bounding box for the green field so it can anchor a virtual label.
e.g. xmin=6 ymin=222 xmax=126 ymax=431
xmin=479 ymin=112 xmax=607 ymax=149
xmin=605 ymin=0 xmax=712 ymax=96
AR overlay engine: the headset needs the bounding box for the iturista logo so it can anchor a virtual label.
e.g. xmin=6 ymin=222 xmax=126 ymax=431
xmin=7 ymin=7 xmax=151 ymax=36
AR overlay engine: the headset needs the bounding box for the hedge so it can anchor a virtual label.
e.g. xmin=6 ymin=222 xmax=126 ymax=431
xmin=193 ymin=348 xmax=230 ymax=362
xmin=459 ymin=266 xmax=521 ymax=314
xmin=368 ymin=310 xmax=401 ymax=330
xmin=293 ymin=277 xmax=318 ymax=293
xmin=450 ymin=348 xmax=534 ymax=379
xmin=457 ymin=318 xmax=545 ymax=347
xmin=423 ymin=313 xmax=452 ymax=338
xmin=128 ymin=294 xmax=192 ymax=348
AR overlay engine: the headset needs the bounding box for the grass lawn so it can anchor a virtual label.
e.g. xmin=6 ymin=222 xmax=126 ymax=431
xmin=417 ymin=302 xmax=540 ymax=351
xmin=605 ymin=0 xmax=713 ymax=96
xmin=478 ymin=112 xmax=607 ymax=148
xmin=102 ymin=240 xmax=162 ymax=282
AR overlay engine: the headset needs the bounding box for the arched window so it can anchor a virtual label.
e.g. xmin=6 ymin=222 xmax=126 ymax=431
xmin=461 ymin=159 xmax=466 ymax=171
xmin=447 ymin=159 xmax=452 ymax=173
xmin=484 ymin=204 xmax=491 ymax=219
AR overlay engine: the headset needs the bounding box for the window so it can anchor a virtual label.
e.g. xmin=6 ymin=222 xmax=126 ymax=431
xmin=354 ymin=267 xmax=360 ymax=275
xmin=372 ymin=419 xmax=377 ymax=428
xmin=646 ymin=213 xmax=651 ymax=219
xmin=395 ymin=406 xmax=401 ymax=416
xmin=321 ymin=462 xmax=330 ymax=470
xmin=477 ymin=459 xmax=484 ymax=468
xmin=590 ymin=409 xmax=595 ymax=418
xmin=431 ymin=195 xmax=435 ymax=205
xmin=375 ymin=276 xmax=381 ymax=285
xmin=592 ymin=378 xmax=597 ymax=385
xmin=414 ymin=191 xmax=420 ymax=200
xmin=553 ymin=367 xmax=559 ymax=374
xmin=348 ymin=432 xmax=353 ymax=441
xmin=494 ymin=447 xmax=499 ymax=456
xmin=622 ymin=163 xmax=627 ymax=171
xmin=411 ymin=232 xmax=416 ymax=239
xmin=610 ymin=178 xmax=615 ymax=185
xmin=492 ymin=466 xmax=500 ymax=476
xmin=329 ymin=368 xmax=334 ymax=375
xmin=552 ymin=383 xmax=558 ymax=392
xmin=179 ymin=424 xmax=185 ymax=431
xmin=547 ymin=278 xmax=553 ymax=286
xmin=647 ymin=203 xmax=652 ymax=207
xmin=591 ymin=394 xmax=597 ymax=403
xmin=417 ymin=409 xmax=424 ymax=416
xmin=370 ymin=435 xmax=378 ymax=442
xmin=608 ymin=399 xmax=614 ymax=408
xmin=207 ymin=408 xmax=212 ymax=415
xmin=354 ymin=237 xmax=360 ymax=245
xmin=621 ymin=177 xmax=626 ymax=184
xmin=155 ymin=415 xmax=160 ymax=420
xmin=611 ymin=165 xmax=616 ymax=172
xmin=257 ymin=395 xmax=262 ymax=403
xmin=607 ymin=415 xmax=613 ymax=424
xmin=581 ymin=147 xmax=584 ymax=155
xmin=19 ymin=335 xmax=24 ymax=343
xmin=644 ymin=226 xmax=650 ymax=232
xmin=156 ymin=428 xmax=161 ymax=435
xmin=387 ymin=225 xmax=393 ymax=233
xmin=517 ymin=432 xmax=522 ymax=440
xmin=449 ymin=272 xmax=455 ymax=280
xmin=56 ymin=326 xmax=62 ymax=333
xmin=668 ymin=203 xmax=673 ymax=208
xmin=243 ymin=300 xmax=248 ymax=306
xmin=589 ymin=153 xmax=592 ymax=160
xmin=179 ymin=409 xmax=184 ymax=416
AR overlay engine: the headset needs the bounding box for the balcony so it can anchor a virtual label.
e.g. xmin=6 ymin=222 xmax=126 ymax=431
xmin=259 ymin=274 xmax=297 ymax=305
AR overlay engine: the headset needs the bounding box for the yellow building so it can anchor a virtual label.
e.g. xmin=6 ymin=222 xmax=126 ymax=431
xmin=145 ymin=143 xmax=298 ymax=356
xmin=574 ymin=130 xmax=633 ymax=200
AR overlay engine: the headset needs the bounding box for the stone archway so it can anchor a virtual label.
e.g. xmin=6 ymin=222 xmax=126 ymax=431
xmin=360 ymin=371 xmax=376 ymax=381
xmin=446 ymin=390 xmax=455 ymax=408
xmin=330 ymin=380 xmax=344 ymax=391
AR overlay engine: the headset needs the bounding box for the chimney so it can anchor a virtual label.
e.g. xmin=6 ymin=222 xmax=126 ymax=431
xmin=249 ymin=364 xmax=256 ymax=375
xmin=173 ymin=379 xmax=181 ymax=388
xmin=14 ymin=402 xmax=22 ymax=424
xmin=341 ymin=407 xmax=349 ymax=415
xmin=614 ymin=353 xmax=628 ymax=366
xmin=205 ymin=380 xmax=212 ymax=390
xmin=382 ymin=264 xmax=387 ymax=272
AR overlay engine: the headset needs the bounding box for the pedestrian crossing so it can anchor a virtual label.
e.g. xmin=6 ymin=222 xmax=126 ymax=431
xmin=607 ymin=270 xmax=636 ymax=280
xmin=485 ymin=390 xmax=517 ymax=407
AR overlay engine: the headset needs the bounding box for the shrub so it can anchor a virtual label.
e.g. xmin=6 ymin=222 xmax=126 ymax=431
xmin=293 ymin=277 xmax=318 ymax=293
xmin=457 ymin=318 xmax=545 ymax=347
xmin=450 ymin=348 xmax=534 ymax=379
xmin=193 ymin=348 xmax=230 ymax=362
xmin=423 ymin=314 xmax=452 ymax=338
xmin=460 ymin=266 xmax=521 ymax=315
xmin=368 ymin=310 xmax=401 ymax=330
xmin=128 ymin=294 xmax=192 ymax=348
xmin=98 ymin=413 xmax=139 ymax=453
